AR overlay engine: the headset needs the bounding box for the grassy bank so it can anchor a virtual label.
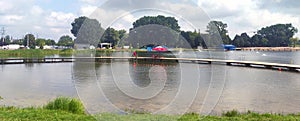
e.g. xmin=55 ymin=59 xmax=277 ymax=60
xmin=95 ymin=112 xmax=300 ymax=121
xmin=0 ymin=49 xmax=132 ymax=58
xmin=0 ymin=107 xmax=95 ymax=121
xmin=1 ymin=108 xmax=300 ymax=121
xmin=1 ymin=97 xmax=300 ymax=121
xmin=0 ymin=49 xmax=73 ymax=58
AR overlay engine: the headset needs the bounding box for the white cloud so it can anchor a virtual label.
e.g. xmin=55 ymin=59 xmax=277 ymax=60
xmin=0 ymin=15 xmax=24 ymax=25
xmin=79 ymin=5 xmax=98 ymax=16
xmin=44 ymin=12 xmax=76 ymax=39
xmin=30 ymin=6 xmax=44 ymax=15
xmin=34 ymin=25 xmax=42 ymax=30
xmin=161 ymin=2 xmax=210 ymax=31
xmin=1 ymin=0 xmax=300 ymax=41
xmin=198 ymin=0 xmax=256 ymax=18
xmin=82 ymin=0 xmax=211 ymax=32
xmin=0 ymin=1 xmax=14 ymax=13
xmin=0 ymin=0 xmax=77 ymax=41
xmin=79 ymin=0 xmax=105 ymax=4
xmin=110 ymin=13 xmax=137 ymax=30
xmin=197 ymin=0 xmax=300 ymax=38
xmin=46 ymin=12 xmax=75 ymax=26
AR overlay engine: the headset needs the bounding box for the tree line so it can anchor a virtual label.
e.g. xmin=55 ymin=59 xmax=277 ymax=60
xmin=0 ymin=34 xmax=74 ymax=49
xmin=232 ymin=23 xmax=298 ymax=47
xmin=3 ymin=15 xmax=298 ymax=49
xmin=70 ymin=16 xmax=203 ymax=48
xmin=71 ymin=15 xmax=299 ymax=49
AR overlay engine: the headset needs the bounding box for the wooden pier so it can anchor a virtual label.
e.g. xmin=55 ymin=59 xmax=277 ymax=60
xmin=0 ymin=57 xmax=299 ymax=72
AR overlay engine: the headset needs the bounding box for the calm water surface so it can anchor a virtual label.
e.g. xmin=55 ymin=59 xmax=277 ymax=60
xmin=0 ymin=51 xmax=300 ymax=114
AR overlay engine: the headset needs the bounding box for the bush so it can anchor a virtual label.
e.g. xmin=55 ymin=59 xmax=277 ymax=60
xmin=222 ymin=110 xmax=239 ymax=117
xmin=44 ymin=97 xmax=85 ymax=114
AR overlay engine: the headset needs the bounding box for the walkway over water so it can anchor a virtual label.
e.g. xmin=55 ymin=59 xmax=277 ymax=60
xmin=1 ymin=57 xmax=299 ymax=72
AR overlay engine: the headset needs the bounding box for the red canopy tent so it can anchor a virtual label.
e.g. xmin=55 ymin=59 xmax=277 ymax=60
xmin=152 ymin=46 xmax=168 ymax=51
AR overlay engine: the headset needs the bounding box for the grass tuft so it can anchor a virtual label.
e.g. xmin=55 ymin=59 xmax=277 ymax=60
xmin=44 ymin=97 xmax=85 ymax=114
xmin=222 ymin=109 xmax=240 ymax=117
xmin=177 ymin=113 xmax=200 ymax=121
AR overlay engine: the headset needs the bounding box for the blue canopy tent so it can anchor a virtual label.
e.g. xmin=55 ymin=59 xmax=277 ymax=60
xmin=223 ymin=44 xmax=236 ymax=51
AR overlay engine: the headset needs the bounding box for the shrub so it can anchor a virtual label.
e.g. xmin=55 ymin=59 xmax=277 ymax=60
xmin=44 ymin=97 xmax=85 ymax=114
xmin=222 ymin=110 xmax=239 ymax=117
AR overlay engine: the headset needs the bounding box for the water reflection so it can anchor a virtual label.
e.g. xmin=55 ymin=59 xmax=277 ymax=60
xmin=214 ymin=67 xmax=300 ymax=114
xmin=1 ymin=51 xmax=300 ymax=115
xmin=130 ymin=61 xmax=179 ymax=87
xmin=0 ymin=63 xmax=76 ymax=107
xmin=98 ymin=60 xmax=182 ymax=113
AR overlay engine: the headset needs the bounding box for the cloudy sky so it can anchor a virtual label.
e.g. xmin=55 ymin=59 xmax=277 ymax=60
xmin=0 ymin=0 xmax=299 ymax=41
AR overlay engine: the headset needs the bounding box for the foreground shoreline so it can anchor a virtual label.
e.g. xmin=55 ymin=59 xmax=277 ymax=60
xmin=1 ymin=106 xmax=300 ymax=121
xmin=1 ymin=97 xmax=300 ymax=120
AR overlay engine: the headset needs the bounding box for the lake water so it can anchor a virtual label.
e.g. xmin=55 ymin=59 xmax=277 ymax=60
xmin=0 ymin=51 xmax=300 ymax=115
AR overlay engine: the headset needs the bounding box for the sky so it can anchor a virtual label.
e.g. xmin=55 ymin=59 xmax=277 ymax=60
xmin=0 ymin=0 xmax=300 ymax=41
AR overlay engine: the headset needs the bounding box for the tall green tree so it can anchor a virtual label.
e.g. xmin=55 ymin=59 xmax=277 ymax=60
xmin=71 ymin=16 xmax=89 ymax=37
xmin=23 ymin=34 xmax=36 ymax=48
xmin=58 ymin=35 xmax=74 ymax=47
xmin=118 ymin=30 xmax=127 ymax=40
xmin=258 ymin=23 xmax=298 ymax=47
xmin=206 ymin=21 xmax=232 ymax=44
xmin=71 ymin=16 xmax=104 ymax=45
xmin=249 ymin=34 xmax=270 ymax=47
xmin=131 ymin=15 xmax=180 ymax=32
xmin=45 ymin=39 xmax=56 ymax=45
xmin=36 ymin=38 xmax=46 ymax=49
xmin=127 ymin=15 xmax=181 ymax=48
xmin=290 ymin=37 xmax=299 ymax=47
xmin=101 ymin=27 xmax=121 ymax=47
xmin=233 ymin=33 xmax=251 ymax=47
xmin=180 ymin=30 xmax=204 ymax=48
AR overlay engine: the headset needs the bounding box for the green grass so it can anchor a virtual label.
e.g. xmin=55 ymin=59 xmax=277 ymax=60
xmin=44 ymin=97 xmax=85 ymax=114
xmin=92 ymin=112 xmax=300 ymax=121
xmin=0 ymin=106 xmax=95 ymax=121
xmin=0 ymin=49 xmax=73 ymax=58
xmin=0 ymin=97 xmax=95 ymax=121
xmin=1 ymin=97 xmax=300 ymax=120
xmin=1 ymin=107 xmax=300 ymax=121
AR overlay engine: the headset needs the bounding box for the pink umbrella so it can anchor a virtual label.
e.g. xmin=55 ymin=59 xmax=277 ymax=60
xmin=153 ymin=46 xmax=167 ymax=51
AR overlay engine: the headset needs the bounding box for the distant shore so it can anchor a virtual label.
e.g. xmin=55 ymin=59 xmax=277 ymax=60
xmin=240 ymin=47 xmax=300 ymax=51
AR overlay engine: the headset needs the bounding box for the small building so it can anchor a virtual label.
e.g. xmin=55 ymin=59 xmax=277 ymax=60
xmin=98 ymin=43 xmax=112 ymax=49
xmin=7 ymin=44 xmax=21 ymax=50
xmin=43 ymin=45 xmax=54 ymax=49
